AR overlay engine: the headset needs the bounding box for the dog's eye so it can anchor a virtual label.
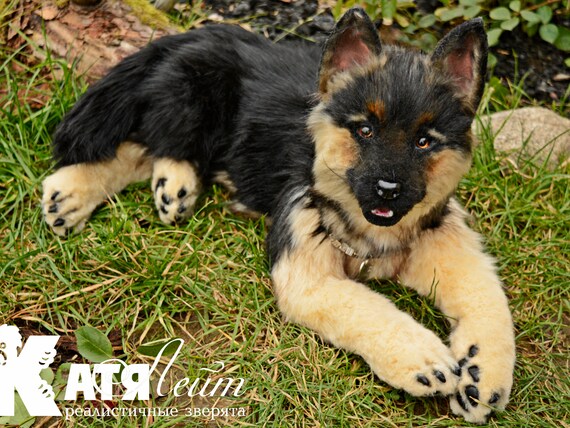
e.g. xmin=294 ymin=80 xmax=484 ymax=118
xmin=356 ymin=125 xmax=374 ymax=139
xmin=416 ymin=137 xmax=431 ymax=149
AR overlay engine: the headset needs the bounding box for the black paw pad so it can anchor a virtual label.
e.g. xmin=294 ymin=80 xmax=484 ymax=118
xmin=155 ymin=178 xmax=167 ymax=190
xmin=177 ymin=205 xmax=186 ymax=214
xmin=465 ymin=385 xmax=479 ymax=407
xmin=50 ymin=191 xmax=60 ymax=201
xmin=162 ymin=194 xmax=171 ymax=205
xmin=177 ymin=188 xmax=187 ymax=198
xmin=416 ymin=374 xmax=431 ymax=387
xmin=433 ymin=370 xmax=446 ymax=383
xmin=53 ymin=218 xmax=65 ymax=227
xmin=452 ymin=365 xmax=462 ymax=377
xmin=48 ymin=204 xmax=58 ymax=213
xmin=488 ymin=392 xmax=501 ymax=405
xmin=160 ymin=206 xmax=168 ymax=215
xmin=455 ymin=392 xmax=468 ymax=411
xmin=458 ymin=357 xmax=468 ymax=367
xmin=468 ymin=365 xmax=480 ymax=382
xmin=468 ymin=345 xmax=479 ymax=358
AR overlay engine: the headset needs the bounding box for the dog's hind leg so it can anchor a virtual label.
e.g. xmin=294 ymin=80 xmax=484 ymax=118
xmin=151 ymin=158 xmax=202 ymax=225
xmin=42 ymin=142 xmax=152 ymax=236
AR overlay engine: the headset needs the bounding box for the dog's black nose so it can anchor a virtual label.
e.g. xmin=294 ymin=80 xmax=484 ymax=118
xmin=376 ymin=180 xmax=401 ymax=199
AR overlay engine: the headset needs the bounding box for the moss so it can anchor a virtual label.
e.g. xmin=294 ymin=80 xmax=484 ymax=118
xmin=55 ymin=0 xmax=70 ymax=8
xmin=123 ymin=0 xmax=182 ymax=31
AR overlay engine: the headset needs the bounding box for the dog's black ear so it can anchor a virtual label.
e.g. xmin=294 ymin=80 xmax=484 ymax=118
xmin=431 ymin=18 xmax=488 ymax=113
xmin=318 ymin=8 xmax=382 ymax=94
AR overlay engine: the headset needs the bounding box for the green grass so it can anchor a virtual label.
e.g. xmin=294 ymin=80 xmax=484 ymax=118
xmin=1 ymin=32 xmax=569 ymax=428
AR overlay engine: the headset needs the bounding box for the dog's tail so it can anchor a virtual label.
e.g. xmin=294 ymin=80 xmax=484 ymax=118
xmin=52 ymin=44 xmax=166 ymax=167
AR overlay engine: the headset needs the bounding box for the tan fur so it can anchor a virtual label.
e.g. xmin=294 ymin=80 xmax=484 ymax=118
xmin=281 ymin=101 xmax=513 ymax=423
xmin=152 ymin=159 xmax=201 ymax=225
xmin=42 ymin=142 xmax=152 ymax=236
xmin=366 ymin=100 xmax=385 ymax=121
xmin=272 ymin=195 xmax=460 ymax=397
xmin=306 ymin=108 xmax=474 ymax=260
xmin=425 ymin=148 xmax=472 ymax=205
xmin=400 ymin=200 xmax=515 ymax=422
xmin=274 ymin=195 xmax=515 ymax=423
xmin=212 ymin=170 xmax=238 ymax=194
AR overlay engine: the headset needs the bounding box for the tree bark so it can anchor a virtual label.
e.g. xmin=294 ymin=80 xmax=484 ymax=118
xmin=5 ymin=0 xmax=180 ymax=81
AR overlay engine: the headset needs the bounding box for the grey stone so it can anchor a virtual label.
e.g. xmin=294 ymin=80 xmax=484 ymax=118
xmin=473 ymin=107 xmax=570 ymax=168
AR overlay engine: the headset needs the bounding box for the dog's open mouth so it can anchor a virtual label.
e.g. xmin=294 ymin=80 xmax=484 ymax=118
xmin=371 ymin=208 xmax=394 ymax=218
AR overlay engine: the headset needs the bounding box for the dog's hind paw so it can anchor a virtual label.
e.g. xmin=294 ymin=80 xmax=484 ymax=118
xmin=42 ymin=165 xmax=107 ymax=236
xmin=152 ymin=158 xmax=201 ymax=225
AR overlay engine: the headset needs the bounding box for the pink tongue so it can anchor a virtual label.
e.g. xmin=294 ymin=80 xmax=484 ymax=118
xmin=371 ymin=208 xmax=394 ymax=218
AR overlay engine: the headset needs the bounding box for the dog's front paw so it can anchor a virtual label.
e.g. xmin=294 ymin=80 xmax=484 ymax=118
xmin=152 ymin=159 xmax=201 ymax=225
xmin=365 ymin=322 xmax=460 ymax=397
xmin=450 ymin=334 xmax=515 ymax=424
xmin=42 ymin=166 xmax=106 ymax=236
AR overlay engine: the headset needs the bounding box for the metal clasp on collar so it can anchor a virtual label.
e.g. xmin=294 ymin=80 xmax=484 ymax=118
xmin=329 ymin=234 xmax=373 ymax=281
xmin=357 ymin=259 xmax=372 ymax=281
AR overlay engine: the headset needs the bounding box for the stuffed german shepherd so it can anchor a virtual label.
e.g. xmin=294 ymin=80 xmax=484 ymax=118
xmin=42 ymin=8 xmax=515 ymax=423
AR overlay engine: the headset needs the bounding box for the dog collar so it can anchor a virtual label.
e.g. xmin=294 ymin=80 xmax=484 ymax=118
xmin=328 ymin=235 xmax=373 ymax=280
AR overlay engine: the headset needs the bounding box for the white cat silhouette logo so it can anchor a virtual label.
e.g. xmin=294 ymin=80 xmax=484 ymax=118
xmin=0 ymin=325 xmax=61 ymax=416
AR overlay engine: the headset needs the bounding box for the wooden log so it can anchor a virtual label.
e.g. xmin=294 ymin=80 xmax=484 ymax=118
xmin=4 ymin=0 xmax=181 ymax=81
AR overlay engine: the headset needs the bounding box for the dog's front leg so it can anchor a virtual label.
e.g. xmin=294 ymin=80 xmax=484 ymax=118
xmin=400 ymin=205 xmax=515 ymax=424
xmin=270 ymin=202 xmax=459 ymax=397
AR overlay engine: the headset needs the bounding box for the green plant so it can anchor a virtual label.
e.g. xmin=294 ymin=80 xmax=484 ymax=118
xmin=332 ymin=0 xmax=416 ymax=26
xmin=332 ymin=0 xmax=570 ymax=67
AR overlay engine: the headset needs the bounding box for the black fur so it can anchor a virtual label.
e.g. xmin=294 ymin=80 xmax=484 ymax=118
xmin=51 ymin=9 xmax=487 ymax=265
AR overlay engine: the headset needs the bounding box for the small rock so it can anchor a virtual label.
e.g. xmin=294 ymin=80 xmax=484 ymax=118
xmin=234 ymin=2 xmax=251 ymax=15
xmin=473 ymin=107 xmax=570 ymax=169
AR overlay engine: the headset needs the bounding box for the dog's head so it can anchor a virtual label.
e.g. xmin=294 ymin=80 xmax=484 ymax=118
xmin=309 ymin=8 xmax=487 ymax=228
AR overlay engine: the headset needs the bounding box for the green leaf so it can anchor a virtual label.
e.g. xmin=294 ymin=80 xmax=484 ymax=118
xmin=536 ymin=6 xmax=552 ymax=24
xmin=565 ymin=58 xmax=570 ymax=68
xmin=487 ymin=28 xmax=503 ymax=47
xmin=418 ymin=33 xmax=438 ymax=51
xmin=487 ymin=53 xmax=498 ymax=69
xmin=40 ymin=368 xmax=55 ymax=384
xmin=509 ymin=0 xmax=521 ymax=12
xmin=54 ymin=363 xmax=72 ymax=401
xmin=554 ymin=27 xmax=570 ymax=52
xmin=75 ymin=325 xmax=113 ymax=363
xmin=463 ymin=5 xmax=481 ymax=19
xmin=520 ymin=10 xmax=541 ymax=24
xmin=55 ymin=362 xmax=72 ymax=384
xmin=394 ymin=13 xmax=411 ymax=28
xmin=501 ymin=17 xmax=520 ymax=31
xmin=418 ymin=14 xmax=437 ymax=28
xmin=539 ymin=23 xmax=559 ymax=44
xmin=490 ymin=7 xmax=511 ymax=21
xmin=381 ymin=0 xmax=397 ymax=24
xmin=459 ymin=0 xmax=478 ymax=6
xmin=437 ymin=6 xmax=465 ymax=21
xmin=4 ymin=393 xmax=35 ymax=428
xmin=137 ymin=338 xmax=181 ymax=357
